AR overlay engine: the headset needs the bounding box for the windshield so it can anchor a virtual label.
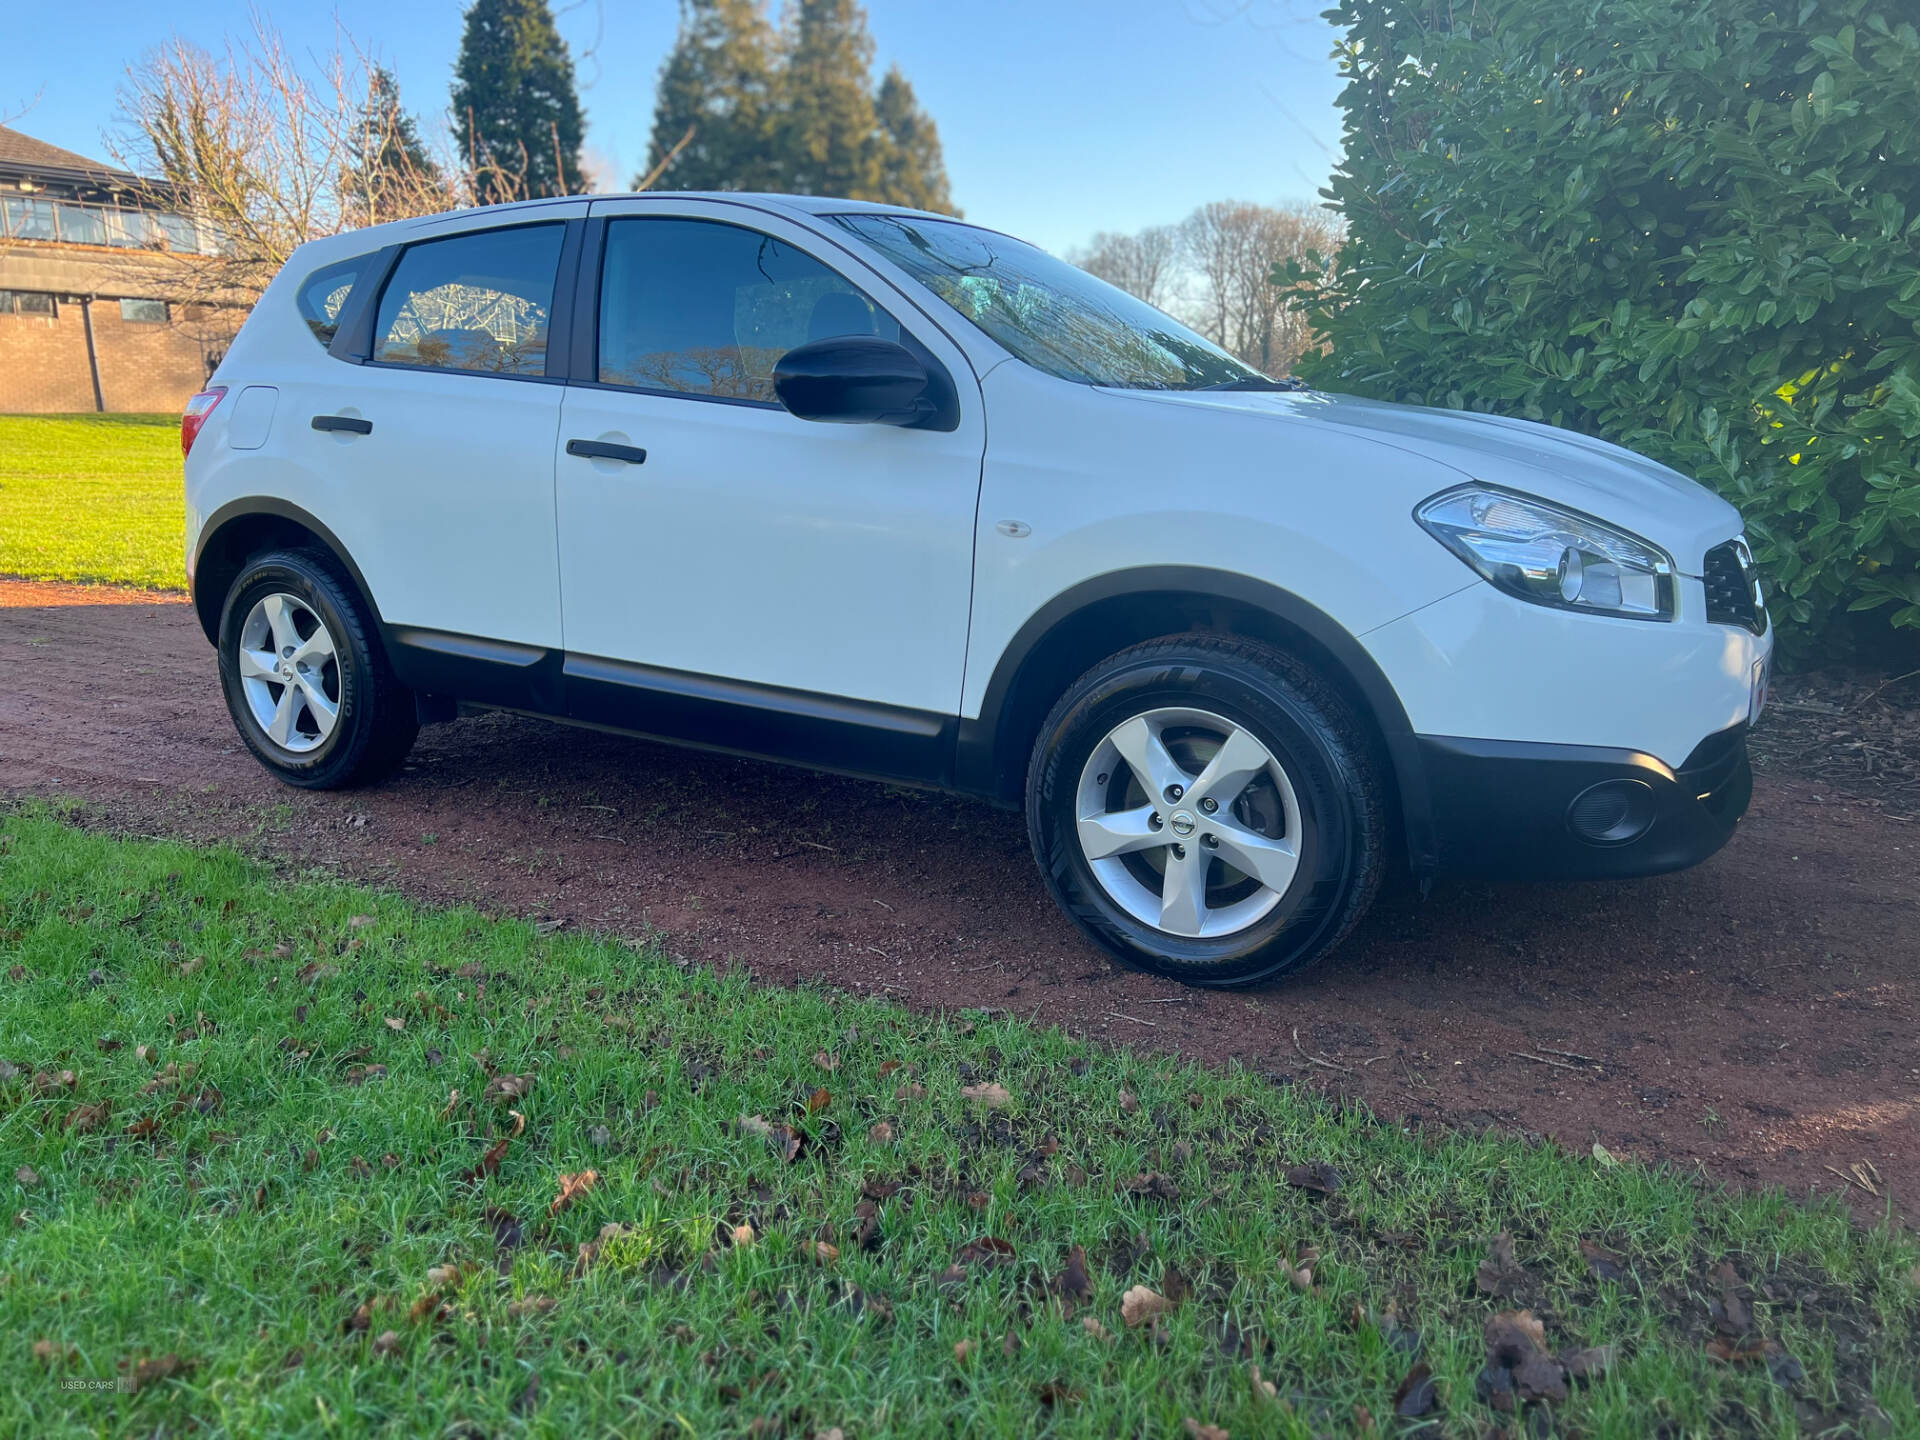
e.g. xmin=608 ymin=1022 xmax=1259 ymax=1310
xmin=829 ymin=213 xmax=1267 ymax=391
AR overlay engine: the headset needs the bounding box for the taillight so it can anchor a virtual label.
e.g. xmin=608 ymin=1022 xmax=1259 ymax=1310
xmin=181 ymin=386 xmax=228 ymax=458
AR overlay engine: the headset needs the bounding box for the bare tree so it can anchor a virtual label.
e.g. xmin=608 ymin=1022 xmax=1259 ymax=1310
xmin=1178 ymin=200 xmax=1340 ymax=376
xmin=111 ymin=16 xmax=521 ymax=311
xmin=1069 ymin=225 xmax=1180 ymax=310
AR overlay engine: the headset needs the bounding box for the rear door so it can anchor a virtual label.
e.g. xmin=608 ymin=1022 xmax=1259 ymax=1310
xmin=297 ymin=210 xmax=583 ymax=658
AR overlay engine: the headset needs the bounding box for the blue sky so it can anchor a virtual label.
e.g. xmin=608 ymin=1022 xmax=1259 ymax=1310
xmin=2 ymin=0 xmax=1345 ymax=255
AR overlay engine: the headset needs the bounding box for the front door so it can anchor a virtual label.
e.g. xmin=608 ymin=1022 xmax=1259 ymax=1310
xmin=554 ymin=202 xmax=986 ymax=779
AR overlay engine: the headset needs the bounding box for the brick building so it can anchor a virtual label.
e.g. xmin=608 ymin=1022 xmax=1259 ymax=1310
xmin=0 ymin=125 xmax=242 ymax=413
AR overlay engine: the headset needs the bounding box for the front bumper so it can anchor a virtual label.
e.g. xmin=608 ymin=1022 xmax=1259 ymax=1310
xmin=1418 ymin=723 xmax=1752 ymax=880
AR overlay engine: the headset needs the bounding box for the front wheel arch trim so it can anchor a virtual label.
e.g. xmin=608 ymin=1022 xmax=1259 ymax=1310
xmin=957 ymin=566 xmax=1439 ymax=879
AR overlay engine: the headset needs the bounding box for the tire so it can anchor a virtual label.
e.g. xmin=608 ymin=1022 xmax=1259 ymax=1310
xmin=1026 ymin=634 xmax=1387 ymax=988
xmin=217 ymin=548 xmax=418 ymax=789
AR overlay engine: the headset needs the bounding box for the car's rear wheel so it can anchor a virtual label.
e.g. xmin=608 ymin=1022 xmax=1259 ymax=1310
xmin=218 ymin=549 xmax=417 ymax=789
xmin=1026 ymin=635 xmax=1387 ymax=987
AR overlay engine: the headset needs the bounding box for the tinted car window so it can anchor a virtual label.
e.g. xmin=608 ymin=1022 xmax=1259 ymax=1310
xmin=598 ymin=218 xmax=899 ymax=402
xmin=374 ymin=224 xmax=564 ymax=376
xmin=296 ymin=257 xmax=365 ymax=347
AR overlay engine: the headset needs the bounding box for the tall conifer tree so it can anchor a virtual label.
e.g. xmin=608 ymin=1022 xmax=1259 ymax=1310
xmin=637 ymin=0 xmax=954 ymax=211
xmin=642 ymin=0 xmax=781 ymax=191
xmin=452 ymin=0 xmax=586 ymax=200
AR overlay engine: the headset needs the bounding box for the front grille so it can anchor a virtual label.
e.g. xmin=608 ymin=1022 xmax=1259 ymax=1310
xmin=1702 ymin=540 xmax=1767 ymax=634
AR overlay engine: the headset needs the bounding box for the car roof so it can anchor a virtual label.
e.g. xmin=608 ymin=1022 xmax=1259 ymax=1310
xmin=392 ymin=192 xmax=958 ymax=232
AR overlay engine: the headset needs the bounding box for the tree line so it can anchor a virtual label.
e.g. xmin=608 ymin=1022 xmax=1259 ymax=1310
xmin=1072 ymin=202 xmax=1341 ymax=379
xmin=112 ymin=0 xmax=954 ymax=304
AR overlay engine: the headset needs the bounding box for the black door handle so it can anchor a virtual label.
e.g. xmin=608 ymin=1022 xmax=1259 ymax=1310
xmin=566 ymin=438 xmax=647 ymax=465
xmin=312 ymin=415 xmax=372 ymax=435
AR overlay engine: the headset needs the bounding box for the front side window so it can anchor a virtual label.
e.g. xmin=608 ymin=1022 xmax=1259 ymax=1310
xmin=373 ymin=224 xmax=564 ymax=377
xmin=296 ymin=257 xmax=365 ymax=348
xmin=597 ymin=218 xmax=900 ymax=402
xmin=831 ymin=213 xmax=1261 ymax=391
xmin=120 ymin=298 xmax=169 ymax=324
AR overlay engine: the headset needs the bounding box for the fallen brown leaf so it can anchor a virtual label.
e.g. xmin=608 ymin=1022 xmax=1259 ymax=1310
xmin=384 ymin=1016 xmax=405 ymax=1031
xmin=1477 ymin=1231 xmax=1530 ymax=1298
xmin=952 ymin=1339 xmax=975 ymax=1363
xmin=463 ymin=1135 xmax=509 ymax=1184
xmin=807 ymin=1087 xmax=831 ymax=1115
xmin=1283 ymin=1161 xmax=1341 ymax=1196
xmin=732 ymin=1223 xmax=756 ymax=1247
xmin=1563 ymin=1343 xmax=1616 ymax=1381
xmin=16 ymin=1165 xmax=40 ymax=1188
xmin=33 ymin=1339 xmax=76 ymax=1368
xmin=1286 ymin=1244 xmax=1320 ymax=1293
xmin=812 ymin=1240 xmax=840 ymax=1264
xmin=1051 ymin=1245 xmax=1094 ymax=1309
xmin=65 ymin=1101 xmax=110 ymax=1133
xmin=956 ymin=1235 xmax=1016 ymax=1269
xmin=868 ymin=1119 xmax=896 ymax=1143
xmin=1580 ymin=1239 xmax=1628 ymax=1283
xmin=1119 ymin=1088 xmax=1140 ymax=1114
xmin=1712 ymin=1261 xmax=1753 ymax=1335
xmin=550 ymin=1169 xmax=599 ymax=1216
xmin=1121 ymin=1284 xmax=1173 ymax=1327
xmin=961 ymin=1081 xmax=1011 ymax=1108
xmin=1480 ymin=1309 xmax=1567 ymax=1407
xmin=1082 ymin=1316 xmax=1113 ymax=1341
xmin=814 ymin=1049 xmax=839 ymax=1072
xmin=1185 ymin=1421 xmax=1229 ymax=1440
xmin=1392 ymin=1361 xmax=1436 ymax=1417
xmin=1122 ymin=1172 xmax=1180 ymax=1201
xmin=371 ymin=1329 xmax=400 ymax=1355
xmin=121 ymin=1353 xmax=194 ymax=1392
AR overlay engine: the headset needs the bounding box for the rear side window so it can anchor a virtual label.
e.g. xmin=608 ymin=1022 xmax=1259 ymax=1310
xmin=296 ymin=257 xmax=364 ymax=348
xmin=597 ymin=218 xmax=898 ymax=401
xmin=373 ymin=224 xmax=564 ymax=377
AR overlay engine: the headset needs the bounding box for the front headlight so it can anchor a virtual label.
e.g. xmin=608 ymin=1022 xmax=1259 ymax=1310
xmin=1414 ymin=484 xmax=1675 ymax=621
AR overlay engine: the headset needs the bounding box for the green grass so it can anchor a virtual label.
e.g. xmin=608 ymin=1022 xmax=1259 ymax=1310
xmin=2 ymin=809 xmax=1915 ymax=1438
xmin=0 ymin=414 xmax=183 ymax=590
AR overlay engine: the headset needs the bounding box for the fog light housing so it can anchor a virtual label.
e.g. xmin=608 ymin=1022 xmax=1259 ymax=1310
xmin=1566 ymin=779 xmax=1656 ymax=846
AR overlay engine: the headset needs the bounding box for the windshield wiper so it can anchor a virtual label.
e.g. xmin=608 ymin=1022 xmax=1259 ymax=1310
xmin=1195 ymin=375 xmax=1309 ymax=392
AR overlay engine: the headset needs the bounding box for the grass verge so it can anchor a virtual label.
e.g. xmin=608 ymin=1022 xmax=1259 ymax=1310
xmin=2 ymin=809 xmax=1915 ymax=1437
xmin=0 ymin=414 xmax=183 ymax=591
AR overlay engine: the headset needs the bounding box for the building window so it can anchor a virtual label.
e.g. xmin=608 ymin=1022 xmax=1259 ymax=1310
xmin=119 ymin=298 xmax=170 ymax=324
xmin=1 ymin=197 xmax=57 ymax=241
xmin=55 ymin=204 xmax=108 ymax=246
xmin=0 ymin=290 xmax=57 ymax=316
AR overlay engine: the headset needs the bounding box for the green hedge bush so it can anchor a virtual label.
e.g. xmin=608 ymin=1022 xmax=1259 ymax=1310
xmin=1296 ymin=0 xmax=1920 ymax=653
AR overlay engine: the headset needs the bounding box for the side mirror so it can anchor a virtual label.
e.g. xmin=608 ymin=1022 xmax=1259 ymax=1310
xmin=772 ymin=336 xmax=936 ymax=427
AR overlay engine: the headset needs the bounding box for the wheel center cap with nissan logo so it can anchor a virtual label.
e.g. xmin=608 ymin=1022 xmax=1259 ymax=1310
xmin=1169 ymin=811 xmax=1197 ymax=837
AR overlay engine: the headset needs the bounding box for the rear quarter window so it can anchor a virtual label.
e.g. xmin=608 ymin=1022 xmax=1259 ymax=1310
xmin=371 ymin=224 xmax=564 ymax=377
xmin=296 ymin=257 xmax=365 ymax=347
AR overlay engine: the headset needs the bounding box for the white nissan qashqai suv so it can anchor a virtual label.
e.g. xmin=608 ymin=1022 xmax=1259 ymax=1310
xmin=182 ymin=193 xmax=1771 ymax=987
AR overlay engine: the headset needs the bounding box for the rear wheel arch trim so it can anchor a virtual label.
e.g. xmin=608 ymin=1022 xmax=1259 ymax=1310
xmin=192 ymin=498 xmax=381 ymax=646
xmin=958 ymin=566 xmax=1438 ymax=877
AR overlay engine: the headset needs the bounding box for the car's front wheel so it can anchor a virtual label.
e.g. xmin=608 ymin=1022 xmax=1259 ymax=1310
xmin=1026 ymin=635 xmax=1387 ymax=987
xmin=218 ymin=549 xmax=418 ymax=789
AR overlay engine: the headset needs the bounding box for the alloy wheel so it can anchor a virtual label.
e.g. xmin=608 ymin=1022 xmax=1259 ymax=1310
xmin=1073 ymin=706 xmax=1303 ymax=938
xmin=236 ymin=592 xmax=341 ymax=754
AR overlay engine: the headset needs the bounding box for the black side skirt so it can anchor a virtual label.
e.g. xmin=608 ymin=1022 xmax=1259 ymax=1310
xmin=385 ymin=629 xmax=955 ymax=789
